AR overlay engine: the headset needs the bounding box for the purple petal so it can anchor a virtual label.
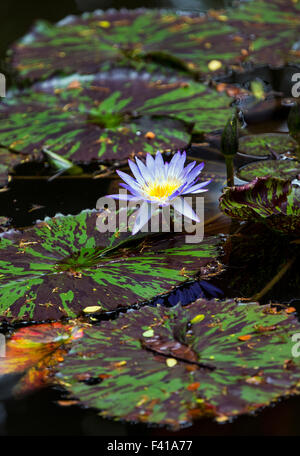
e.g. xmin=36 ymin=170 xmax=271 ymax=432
xmin=119 ymin=183 xmax=143 ymax=198
xmin=182 ymin=179 xmax=212 ymax=194
xmin=182 ymin=160 xmax=196 ymax=178
xmin=116 ymin=170 xmax=141 ymax=193
xmin=154 ymin=151 xmax=165 ymax=179
xmin=146 ymin=153 xmax=156 ymax=174
xmin=172 ymin=197 xmax=200 ymax=223
xmin=168 ymin=151 xmax=181 ymax=176
xmin=132 ymin=201 xmax=152 ymax=235
xmin=175 ymin=151 xmax=186 ymax=176
xmin=184 ymin=163 xmax=205 ymax=183
xmin=128 ymin=160 xmax=145 ymax=186
xmin=135 ymin=157 xmax=154 ymax=183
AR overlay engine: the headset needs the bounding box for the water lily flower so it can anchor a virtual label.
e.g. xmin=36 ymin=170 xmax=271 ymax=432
xmin=107 ymin=150 xmax=211 ymax=235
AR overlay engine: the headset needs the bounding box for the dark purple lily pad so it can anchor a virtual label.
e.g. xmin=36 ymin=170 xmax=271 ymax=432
xmin=10 ymin=10 xmax=247 ymax=82
xmin=0 ymin=209 xmax=223 ymax=323
xmin=238 ymin=134 xmax=298 ymax=159
xmin=219 ymin=177 xmax=300 ymax=236
xmin=0 ymin=72 xmax=233 ymax=163
xmin=57 ymin=299 xmax=300 ymax=428
xmin=237 ymin=160 xmax=300 ymax=182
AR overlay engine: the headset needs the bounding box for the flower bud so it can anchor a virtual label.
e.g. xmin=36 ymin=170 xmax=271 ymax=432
xmin=221 ymin=113 xmax=239 ymax=157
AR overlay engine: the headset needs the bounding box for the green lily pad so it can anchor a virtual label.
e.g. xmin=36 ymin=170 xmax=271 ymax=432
xmin=10 ymin=10 xmax=246 ymax=82
xmin=237 ymin=160 xmax=300 ymax=182
xmin=57 ymin=299 xmax=300 ymax=428
xmin=238 ymin=134 xmax=298 ymax=159
xmin=0 ymin=209 xmax=223 ymax=323
xmin=219 ymin=177 xmax=300 ymax=235
xmin=0 ymin=72 xmax=233 ymax=163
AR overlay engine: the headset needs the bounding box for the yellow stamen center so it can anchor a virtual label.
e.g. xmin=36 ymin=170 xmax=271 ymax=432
xmin=144 ymin=178 xmax=181 ymax=200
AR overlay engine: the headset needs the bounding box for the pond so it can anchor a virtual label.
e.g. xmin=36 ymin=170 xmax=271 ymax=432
xmin=0 ymin=0 xmax=300 ymax=437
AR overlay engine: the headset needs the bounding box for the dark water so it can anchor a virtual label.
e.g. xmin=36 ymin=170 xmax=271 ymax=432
xmin=1 ymin=0 xmax=300 ymax=437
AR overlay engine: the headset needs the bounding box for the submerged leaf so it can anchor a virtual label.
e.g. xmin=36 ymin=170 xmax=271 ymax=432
xmin=0 ymin=209 xmax=223 ymax=323
xmin=43 ymin=148 xmax=83 ymax=177
xmin=219 ymin=177 xmax=300 ymax=235
xmin=0 ymin=322 xmax=83 ymax=394
xmin=57 ymin=299 xmax=300 ymax=428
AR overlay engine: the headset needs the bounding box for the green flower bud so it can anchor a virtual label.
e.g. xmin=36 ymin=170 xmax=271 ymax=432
xmin=221 ymin=113 xmax=239 ymax=157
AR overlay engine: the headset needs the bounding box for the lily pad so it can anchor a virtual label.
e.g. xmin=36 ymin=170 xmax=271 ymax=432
xmin=226 ymin=0 xmax=300 ymax=67
xmin=0 ymin=322 xmax=84 ymax=395
xmin=238 ymin=134 xmax=298 ymax=159
xmin=10 ymin=10 xmax=246 ymax=82
xmin=57 ymin=299 xmax=300 ymax=428
xmin=0 ymin=72 xmax=233 ymax=163
xmin=0 ymin=209 xmax=223 ymax=323
xmin=237 ymin=160 xmax=300 ymax=182
xmin=219 ymin=177 xmax=300 ymax=235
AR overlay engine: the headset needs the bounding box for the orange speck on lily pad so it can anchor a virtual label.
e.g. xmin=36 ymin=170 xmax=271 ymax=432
xmin=286 ymin=307 xmax=296 ymax=314
xmin=238 ymin=334 xmax=252 ymax=341
xmin=187 ymin=382 xmax=201 ymax=391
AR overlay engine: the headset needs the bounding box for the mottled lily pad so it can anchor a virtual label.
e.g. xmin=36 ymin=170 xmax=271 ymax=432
xmin=10 ymin=10 xmax=246 ymax=82
xmin=237 ymin=160 xmax=300 ymax=182
xmin=226 ymin=0 xmax=300 ymax=67
xmin=0 ymin=209 xmax=223 ymax=323
xmin=219 ymin=177 xmax=300 ymax=235
xmin=57 ymin=299 xmax=300 ymax=428
xmin=0 ymin=322 xmax=84 ymax=395
xmin=238 ymin=134 xmax=298 ymax=159
xmin=0 ymin=72 xmax=233 ymax=163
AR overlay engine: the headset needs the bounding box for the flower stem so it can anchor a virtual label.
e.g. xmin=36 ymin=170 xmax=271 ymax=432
xmin=225 ymin=156 xmax=235 ymax=187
